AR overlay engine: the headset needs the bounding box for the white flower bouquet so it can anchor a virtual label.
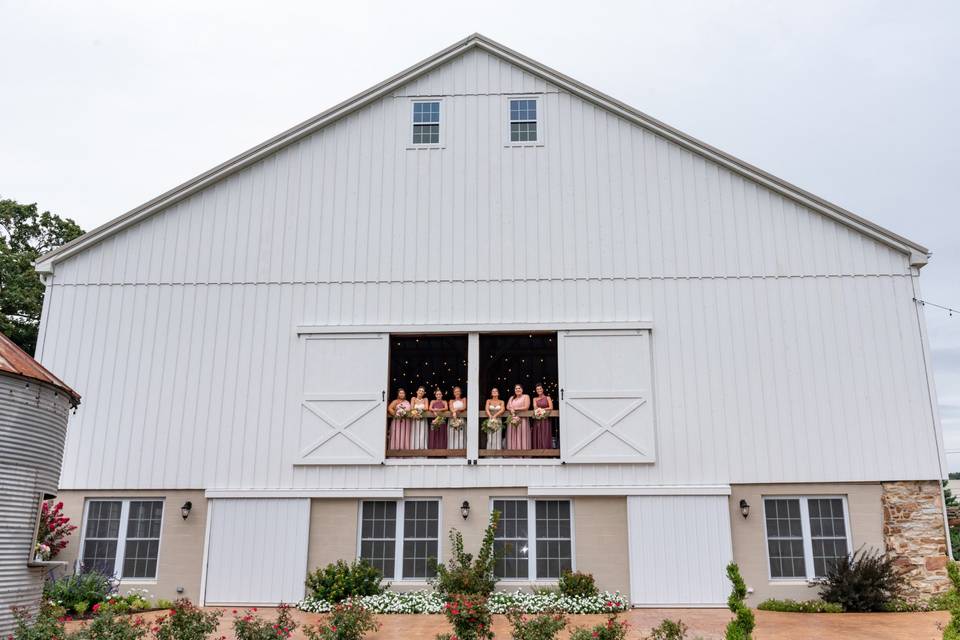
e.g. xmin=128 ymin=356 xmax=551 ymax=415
xmin=482 ymin=417 xmax=503 ymax=433
xmin=507 ymin=413 xmax=522 ymax=428
xmin=409 ymin=406 xmax=425 ymax=419
xmin=447 ymin=416 xmax=465 ymax=430
xmin=394 ymin=406 xmax=408 ymax=418
xmin=533 ymin=407 xmax=550 ymax=420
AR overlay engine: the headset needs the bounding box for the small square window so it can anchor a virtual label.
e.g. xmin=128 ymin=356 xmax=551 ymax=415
xmin=509 ymin=98 xmax=538 ymax=143
xmin=412 ymin=101 xmax=440 ymax=145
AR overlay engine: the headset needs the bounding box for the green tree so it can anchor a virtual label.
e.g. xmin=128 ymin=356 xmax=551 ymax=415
xmin=0 ymin=199 xmax=83 ymax=353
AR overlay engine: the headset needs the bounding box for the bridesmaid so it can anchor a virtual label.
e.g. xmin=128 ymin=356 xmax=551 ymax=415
xmin=387 ymin=388 xmax=412 ymax=450
xmin=484 ymin=387 xmax=506 ymax=450
xmin=428 ymin=388 xmax=448 ymax=450
xmin=410 ymin=386 xmax=430 ymax=449
xmin=448 ymin=386 xmax=467 ymax=450
xmin=531 ymin=383 xmax=554 ymax=449
xmin=506 ymin=383 xmax=531 ymax=450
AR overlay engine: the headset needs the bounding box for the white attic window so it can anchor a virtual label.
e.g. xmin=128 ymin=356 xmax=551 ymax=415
xmin=509 ymin=98 xmax=538 ymax=143
xmin=411 ymin=100 xmax=441 ymax=145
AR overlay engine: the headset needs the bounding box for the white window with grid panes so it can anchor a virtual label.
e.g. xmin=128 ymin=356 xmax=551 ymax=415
xmin=411 ymin=100 xmax=441 ymax=145
xmin=491 ymin=498 xmax=573 ymax=580
xmin=358 ymin=499 xmax=441 ymax=580
xmin=79 ymin=499 xmax=164 ymax=580
xmin=508 ymin=98 xmax=539 ymax=143
xmin=763 ymin=496 xmax=852 ymax=581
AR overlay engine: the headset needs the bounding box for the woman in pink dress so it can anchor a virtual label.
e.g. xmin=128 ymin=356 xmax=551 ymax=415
xmin=428 ymin=388 xmax=448 ymax=449
xmin=506 ymin=383 xmax=531 ymax=450
xmin=531 ymin=383 xmax=554 ymax=449
xmin=387 ymin=388 xmax=412 ymax=450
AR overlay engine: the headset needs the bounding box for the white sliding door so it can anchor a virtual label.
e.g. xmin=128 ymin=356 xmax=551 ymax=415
xmin=627 ymin=495 xmax=733 ymax=606
xmin=558 ymin=329 xmax=655 ymax=463
xmin=203 ymin=499 xmax=311 ymax=605
xmin=299 ymin=333 xmax=389 ymax=464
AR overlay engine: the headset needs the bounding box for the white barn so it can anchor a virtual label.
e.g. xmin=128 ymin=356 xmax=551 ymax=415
xmin=36 ymin=34 xmax=948 ymax=607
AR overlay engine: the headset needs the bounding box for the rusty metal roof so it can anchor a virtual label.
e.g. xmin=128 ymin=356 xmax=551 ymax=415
xmin=0 ymin=332 xmax=80 ymax=406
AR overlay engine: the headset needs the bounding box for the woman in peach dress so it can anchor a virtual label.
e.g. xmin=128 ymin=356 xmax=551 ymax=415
xmin=506 ymin=384 xmax=531 ymax=450
xmin=387 ymin=388 xmax=412 ymax=450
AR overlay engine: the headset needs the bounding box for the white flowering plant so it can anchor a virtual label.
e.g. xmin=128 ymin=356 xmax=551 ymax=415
xmin=297 ymin=590 xmax=628 ymax=615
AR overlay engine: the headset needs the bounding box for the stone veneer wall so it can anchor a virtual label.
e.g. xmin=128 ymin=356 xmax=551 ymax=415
xmin=882 ymin=481 xmax=950 ymax=599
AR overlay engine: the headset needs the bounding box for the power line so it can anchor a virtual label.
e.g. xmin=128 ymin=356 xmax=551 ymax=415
xmin=914 ymin=298 xmax=958 ymax=317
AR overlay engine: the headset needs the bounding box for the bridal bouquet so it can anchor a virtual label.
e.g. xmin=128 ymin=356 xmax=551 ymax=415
xmin=533 ymin=407 xmax=549 ymax=420
xmin=431 ymin=414 xmax=447 ymax=429
xmin=482 ymin=417 xmax=503 ymax=433
xmin=448 ymin=416 xmax=465 ymax=430
xmin=394 ymin=406 xmax=409 ymax=418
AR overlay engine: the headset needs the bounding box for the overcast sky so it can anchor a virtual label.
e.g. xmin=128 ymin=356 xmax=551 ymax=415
xmin=3 ymin=0 xmax=958 ymax=467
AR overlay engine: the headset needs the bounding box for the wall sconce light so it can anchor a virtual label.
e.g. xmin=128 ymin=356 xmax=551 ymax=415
xmin=739 ymin=499 xmax=750 ymax=519
xmin=460 ymin=501 xmax=471 ymax=520
xmin=181 ymin=501 xmax=193 ymax=520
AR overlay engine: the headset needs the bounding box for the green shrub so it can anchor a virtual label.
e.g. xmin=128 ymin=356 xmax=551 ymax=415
xmin=305 ymin=560 xmax=385 ymax=602
xmin=70 ymin=607 xmax=149 ymax=640
xmin=756 ymin=599 xmax=844 ymax=613
xmin=558 ymin=571 xmax=598 ymax=598
xmin=438 ymin=594 xmax=494 ymax=640
xmin=724 ymin=562 xmax=755 ymax=640
xmin=233 ymin=604 xmax=297 ymax=640
xmin=152 ymin=599 xmax=222 ymax=640
xmin=648 ymin=619 xmax=689 ymax=640
xmin=568 ymin=614 xmax=629 ymax=640
xmin=942 ymin=561 xmax=960 ymax=640
xmin=432 ymin=511 xmax=501 ymax=598
xmin=156 ymin=599 xmax=176 ymax=610
xmin=506 ymin=608 xmax=567 ymax=640
xmin=817 ymin=547 xmax=902 ymax=612
xmin=43 ymin=571 xmax=116 ymax=615
xmin=11 ymin=604 xmax=67 ymax=640
xmin=303 ymin=602 xmax=380 ymax=640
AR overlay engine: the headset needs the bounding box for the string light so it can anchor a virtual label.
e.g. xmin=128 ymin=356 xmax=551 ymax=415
xmin=915 ymin=298 xmax=957 ymax=317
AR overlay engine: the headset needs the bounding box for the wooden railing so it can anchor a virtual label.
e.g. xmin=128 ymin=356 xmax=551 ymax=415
xmin=383 ymin=410 xmax=560 ymax=459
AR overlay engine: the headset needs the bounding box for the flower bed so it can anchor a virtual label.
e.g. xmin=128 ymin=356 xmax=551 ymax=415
xmin=297 ymin=590 xmax=629 ymax=615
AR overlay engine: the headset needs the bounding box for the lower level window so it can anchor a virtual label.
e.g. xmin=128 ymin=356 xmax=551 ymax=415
xmin=359 ymin=500 xmax=440 ymax=579
xmin=492 ymin=498 xmax=572 ymax=580
xmin=81 ymin=499 xmax=164 ymax=579
xmin=764 ymin=496 xmax=850 ymax=580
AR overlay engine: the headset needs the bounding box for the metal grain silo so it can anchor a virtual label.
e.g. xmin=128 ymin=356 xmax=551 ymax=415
xmin=0 ymin=332 xmax=79 ymax=635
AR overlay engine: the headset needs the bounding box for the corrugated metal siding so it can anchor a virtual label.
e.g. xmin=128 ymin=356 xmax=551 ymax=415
xmin=0 ymin=374 xmax=72 ymax=635
xmin=627 ymin=495 xmax=733 ymax=605
xmin=36 ymin=48 xmax=937 ymax=491
xmin=203 ymin=499 xmax=310 ymax=605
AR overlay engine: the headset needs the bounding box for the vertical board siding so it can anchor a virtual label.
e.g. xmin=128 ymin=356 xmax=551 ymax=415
xmin=627 ymin=495 xmax=733 ymax=605
xmin=38 ymin=48 xmax=936 ymax=492
xmin=203 ymin=498 xmax=310 ymax=605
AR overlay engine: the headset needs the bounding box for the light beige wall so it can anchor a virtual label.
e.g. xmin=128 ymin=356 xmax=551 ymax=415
xmin=57 ymin=490 xmax=207 ymax=602
xmin=574 ymin=497 xmax=630 ymax=595
xmin=307 ymin=499 xmax=360 ymax=572
xmin=305 ymin=489 xmax=628 ymax=593
xmin=729 ymin=483 xmax=884 ymax=604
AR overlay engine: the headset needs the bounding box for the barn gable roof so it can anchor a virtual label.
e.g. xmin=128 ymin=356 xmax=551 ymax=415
xmin=35 ymin=33 xmax=929 ymax=273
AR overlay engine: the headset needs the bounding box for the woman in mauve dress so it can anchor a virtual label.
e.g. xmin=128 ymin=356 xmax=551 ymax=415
xmin=387 ymin=388 xmax=412 ymax=450
xmin=428 ymin=388 xmax=448 ymax=449
xmin=531 ymin=383 xmax=554 ymax=449
xmin=410 ymin=386 xmax=430 ymax=449
xmin=506 ymin=384 xmax=531 ymax=450
xmin=484 ymin=388 xmax=505 ymax=450
xmin=448 ymin=386 xmax=467 ymax=449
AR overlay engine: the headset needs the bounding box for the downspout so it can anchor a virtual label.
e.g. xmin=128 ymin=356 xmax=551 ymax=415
xmin=909 ymin=266 xmax=953 ymax=560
